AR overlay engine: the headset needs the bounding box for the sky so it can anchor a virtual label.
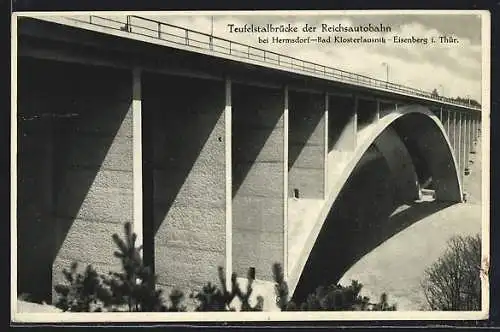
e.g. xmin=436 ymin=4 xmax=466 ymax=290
xmin=148 ymin=12 xmax=483 ymax=103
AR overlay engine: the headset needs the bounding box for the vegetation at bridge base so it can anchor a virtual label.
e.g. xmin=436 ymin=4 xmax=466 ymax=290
xmin=421 ymin=234 xmax=482 ymax=311
xmin=54 ymin=222 xmax=181 ymax=312
xmin=191 ymin=266 xmax=264 ymax=311
xmin=272 ymin=263 xmax=396 ymax=311
xmin=54 ymin=222 xmax=395 ymax=312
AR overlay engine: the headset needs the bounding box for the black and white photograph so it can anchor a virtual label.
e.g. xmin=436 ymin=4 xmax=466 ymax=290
xmin=11 ymin=10 xmax=490 ymax=322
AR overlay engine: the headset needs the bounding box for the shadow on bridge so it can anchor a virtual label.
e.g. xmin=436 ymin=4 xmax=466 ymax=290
xmin=292 ymin=146 xmax=454 ymax=302
xmin=17 ymin=58 xmax=132 ymax=303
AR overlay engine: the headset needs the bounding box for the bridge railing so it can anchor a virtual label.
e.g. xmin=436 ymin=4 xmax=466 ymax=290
xmin=65 ymin=14 xmax=480 ymax=111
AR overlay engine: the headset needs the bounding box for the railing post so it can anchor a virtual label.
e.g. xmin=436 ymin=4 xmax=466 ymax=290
xmin=157 ymin=22 xmax=161 ymax=39
xmin=229 ymin=42 xmax=232 ymax=55
xmin=127 ymin=15 xmax=131 ymax=32
xmin=185 ymin=30 xmax=189 ymax=45
xmin=89 ymin=16 xmax=92 ymax=24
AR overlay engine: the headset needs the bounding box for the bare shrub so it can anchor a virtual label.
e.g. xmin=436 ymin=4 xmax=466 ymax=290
xmin=421 ymin=234 xmax=481 ymax=311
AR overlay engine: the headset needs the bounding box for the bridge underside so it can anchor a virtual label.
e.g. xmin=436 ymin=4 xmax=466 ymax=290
xmin=289 ymin=109 xmax=463 ymax=300
xmin=15 ymin=18 xmax=482 ymax=305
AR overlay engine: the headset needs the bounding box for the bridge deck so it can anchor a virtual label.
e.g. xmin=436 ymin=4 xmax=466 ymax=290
xmin=23 ymin=14 xmax=480 ymax=112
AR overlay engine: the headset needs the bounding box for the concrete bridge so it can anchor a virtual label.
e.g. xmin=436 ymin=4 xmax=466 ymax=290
xmin=15 ymin=15 xmax=482 ymax=305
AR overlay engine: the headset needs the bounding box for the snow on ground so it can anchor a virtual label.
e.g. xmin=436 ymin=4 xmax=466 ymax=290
xmin=340 ymin=137 xmax=483 ymax=310
xmin=16 ymin=300 xmax=62 ymax=313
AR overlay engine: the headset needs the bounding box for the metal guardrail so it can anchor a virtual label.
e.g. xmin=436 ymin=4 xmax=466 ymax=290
xmin=66 ymin=15 xmax=480 ymax=111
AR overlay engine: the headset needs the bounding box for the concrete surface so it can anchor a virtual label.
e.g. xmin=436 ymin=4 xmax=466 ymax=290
xmin=17 ymin=57 xmax=134 ymax=303
xmin=145 ymin=73 xmax=227 ymax=291
xmin=288 ymin=90 xmax=326 ymax=199
xmin=231 ymin=83 xmax=285 ymax=280
xmin=327 ymin=94 xmax=357 ymax=152
xmin=287 ymin=106 xmax=462 ymax=296
xmin=339 ymin=135 xmax=482 ymax=310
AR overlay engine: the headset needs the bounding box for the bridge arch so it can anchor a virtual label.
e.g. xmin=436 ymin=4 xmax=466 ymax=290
xmin=288 ymin=104 xmax=462 ymax=299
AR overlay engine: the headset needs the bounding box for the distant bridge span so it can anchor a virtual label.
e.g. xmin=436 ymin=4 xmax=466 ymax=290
xmin=15 ymin=15 xmax=481 ymax=306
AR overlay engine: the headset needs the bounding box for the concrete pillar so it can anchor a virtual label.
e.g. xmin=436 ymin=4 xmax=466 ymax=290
xmin=463 ymin=113 xmax=470 ymax=175
xmin=328 ymin=94 xmax=357 ymax=152
xmin=49 ymin=64 xmax=134 ymax=301
xmin=445 ymin=109 xmax=451 ymax=138
xmin=449 ymin=111 xmax=456 ymax=158
xmin=324 ymin=94 xmax=329 ymax=197
xmin=283 ymin=86 xmax=289 ymax=279
xmin=470 ymin=114 xmax=473 ymax=148
xmin=461 ymin=113 xmax=468 ymax=176
xmin=132 ymin=68 xmax=143 ymax=249
xmin=232 ymin=83 xmax=286 ymax=281
xmin=473 ymin=113 xmax=480 ymax=150
xmin=356 ymin=97 xmax=378 ymax=132
xmin=472 ymin=115 xmax=476 ymax=139
xmin=375 ymin=100 xmax=381 ymax=122
xmin=476 ymin=115 xmax=479 ymax=138
xmin=373 ymin=127 xmax=420 ymax=203
xmin=224 ymin=78 xmax=233 ymax=286
xmin=476 ymin=115 xmax=481 ymax=140
xmin=466 ymin=113 xmax=471 ymax=172
xmin=471 ymin=114 xmax=476 ymax=153
xmin=144 ymin=73 xmax=227 ymax=292
xmin=453 ymin=111 xmax=460 ymax=171
xmin=472 ymin=115 xmax=477 ymax=141
xmin=288 ymin=90 xmax=326 ymax=199
xmin=377 ymin=100 xmax=396 ymax=119
xmin=457 ymin=112 xmax=463 ymax=184
xmin=442 ymin=109 xmax=450 ymax=139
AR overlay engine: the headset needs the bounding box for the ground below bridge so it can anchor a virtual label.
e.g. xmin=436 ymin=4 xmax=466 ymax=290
xmin=339 ymin=137 xmax=483 ymax=310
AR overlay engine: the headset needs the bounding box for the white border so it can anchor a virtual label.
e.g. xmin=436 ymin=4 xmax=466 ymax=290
xmin=11 ymin=9 xmax=491 ymax=322
xmin=11 ymin=12 xmax=19 ymax=318
xmin=480 ymin=8 xmax=491 ymax=317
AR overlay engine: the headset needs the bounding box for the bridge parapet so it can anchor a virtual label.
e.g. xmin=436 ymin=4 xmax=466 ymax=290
xmin=30 ymin=14 xmax=481 ymax=112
